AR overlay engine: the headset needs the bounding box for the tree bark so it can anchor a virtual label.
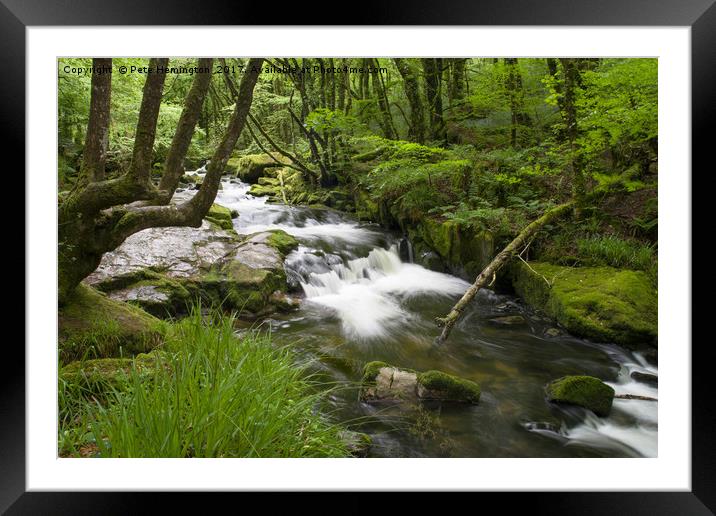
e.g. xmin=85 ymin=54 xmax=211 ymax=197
xmin=79 ymin=58 xmax=112 ymax=183
xmin=433 ymin=201 xmax=575 ymax=346
xmin=394 ymin=58 xmax=426 ymax=143
xmin=422 ymin=58 xmax=446 ymax=143
xmin=372 ymin=59 xmax=397 ymax=140
xmin=129 ymin=58 xmax=169 ymax=185
xmin=559 ymin=58 xmax=586 ymax=204
xmin=156 ymin=58 xmax=213 ymax=201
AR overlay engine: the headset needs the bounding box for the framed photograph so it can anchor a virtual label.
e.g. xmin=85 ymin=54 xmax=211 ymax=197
xmin=8 ymin=0 xmax=711 ymax=512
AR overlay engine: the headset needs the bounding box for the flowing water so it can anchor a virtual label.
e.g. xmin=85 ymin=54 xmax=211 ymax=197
xmin=180 ymin=173 xmax=658 ymax=458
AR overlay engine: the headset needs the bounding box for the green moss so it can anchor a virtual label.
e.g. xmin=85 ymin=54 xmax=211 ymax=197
xmin=201 ymin=260 xmax=287 ymax=314
xmin=235 ymin=154 xmax=286 ymax=183
xmin=204 ymin=203 xmax=234 ymax=231
xmin=418 ymin=217 xmax=493 ymax=276
xmin=545 ymin=375 xmax=615 ymax=417
xmin=361 ymin=361 xmax=391 ymax=385
xmin=248 ymin=183 xmax=280 ymax=199
xmin=60 ymin=353 xmax=165 ymax=396
xmin=59 ymin=284 xmax=166 ymax=365
xmin=511 ymin=261 xmax=657 ymax=347
xmin=417 ymin=370 xmax=481 ymax=404
xmin=266 ymin=230 xmax=299 ymax=256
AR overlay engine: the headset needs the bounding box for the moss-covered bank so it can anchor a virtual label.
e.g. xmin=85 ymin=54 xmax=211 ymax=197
xmin=59 ymin=284 xmax=166 ymax=365
xmin=511 ymin=261 xmax=657 ymax=348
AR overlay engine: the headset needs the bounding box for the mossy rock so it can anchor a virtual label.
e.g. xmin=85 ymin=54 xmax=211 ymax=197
xmin=265 ymin=230 xmax=299 ymax=256
xmin=204 ymin=203 xmax=235 ymax=231
xmin=59 ymin=284 xmax=166 ymax=365
xmin=107 ymin=275 xmax=192 ymax=319
xmin=418 ymin=217 xmax=493 ymax=277
xmin=545 ymin=375 xmax=615 ymax=417
xmin=235 ymin=154 xmax=286 ymax=184
xmin=248 ymin=183 xmax=280 ymax=199
xmin=360 ymin=361 xmax=480 ymax=404
xmin=511 ymin=261 xmax=657 ymax=347
xmin=417 ymin=370 xmax=481 ymax=404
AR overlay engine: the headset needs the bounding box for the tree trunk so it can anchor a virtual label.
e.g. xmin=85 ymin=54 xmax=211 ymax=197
xmin=433 ymin=201 xmax=575 ymax=345
xmin=505 ymin=58 xmax=529 ymax=148
xmin=422 ymin=58 xmax=446 ymax=143
xmin=559 ymin=58 xmax=586 ymax=204
xmin=372 ymin=59 xmax=397 ymax=140
xmin=157 ymin=58 xmax=213 ymax=201
xmin=79 ymin=58 xmax=112 ymax=183
xmin=394 ymin=58 xmax=426 ymax=143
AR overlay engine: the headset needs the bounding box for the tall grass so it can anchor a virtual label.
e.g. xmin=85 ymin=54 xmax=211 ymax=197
xmin=68 ymin=310 xmax=349 ymax=458
xmin=576 ymin=235 xmax=655 ymax=272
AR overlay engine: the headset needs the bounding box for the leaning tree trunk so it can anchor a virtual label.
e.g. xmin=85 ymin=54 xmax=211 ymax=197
xmin=433 ymin=201 xmax=574 ymax=346
xmin=58 ymin=57 xmax=264 ymax=304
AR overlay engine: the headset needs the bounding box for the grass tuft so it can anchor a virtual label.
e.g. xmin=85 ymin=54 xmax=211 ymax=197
xmin=60 ymin=308 xmax=350 ymax=458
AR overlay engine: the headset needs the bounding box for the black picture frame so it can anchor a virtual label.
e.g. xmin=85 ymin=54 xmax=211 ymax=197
xmin=7 ymin=0 xmax=711 ymax=513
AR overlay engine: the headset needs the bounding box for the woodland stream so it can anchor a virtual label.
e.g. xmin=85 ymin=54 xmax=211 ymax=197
xmin=182 ymin=172 xmax=658 ymax=458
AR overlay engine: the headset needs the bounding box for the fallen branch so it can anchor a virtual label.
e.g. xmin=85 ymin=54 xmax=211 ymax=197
xmin=434 ymin=201 xmax=575 ymax=346
xmin=614 ymin=394 xmax=658 ymax=401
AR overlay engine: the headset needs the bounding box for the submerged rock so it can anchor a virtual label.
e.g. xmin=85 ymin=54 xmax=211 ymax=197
xmin=511 ymin=261 xmax=657 ymax=348
xmin=339 ymin=430 xmax=372 ymax=458
xmin=630 ymin=371 xmax=658 ymax=386
xmin=488 ymin=315 xmax=527 ymax=327
xmin=59 ymin=284 xmax=166 ymax=365
xmin=545 ymin=375 xmax=615 ymax=417
xmin=360 ymin=361 xmax=481 ymax=404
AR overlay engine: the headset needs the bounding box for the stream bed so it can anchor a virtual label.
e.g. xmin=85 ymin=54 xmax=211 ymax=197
xmin=185 ymin=174 xmax=658 ymax=458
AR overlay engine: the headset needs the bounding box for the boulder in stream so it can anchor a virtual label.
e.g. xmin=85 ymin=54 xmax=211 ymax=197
xmin=360 ymin=361 xmax=481 ymax=404
xmin=85 ymin=219 xmax=299 ymax=318
xmin=545 ymin=375 xmax=615 ymax=417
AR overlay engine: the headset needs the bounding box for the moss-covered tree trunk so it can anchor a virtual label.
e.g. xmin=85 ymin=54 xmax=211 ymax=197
xmin=394 ymin=58 xmax=426 ymax=143
xmin=559 ymin=58 xmax=586 ymax=204
xmin=505 ymin=58 xmax=529 ymax=149
xmin=58 ymin=57 xmax=264 ymax=305
xmin=421 ymin=58 xmax=446 ymax=143
xmin=372 ymin=59 xmax=397 ymax=140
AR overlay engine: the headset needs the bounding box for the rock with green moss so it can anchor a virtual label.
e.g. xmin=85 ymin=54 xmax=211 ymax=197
xmin=265 ymin=230 xmax=299 ymax=256
xmin=234 ymin=154 xmax=286 ymax=184
xmin=417 ymin=370 xmax=481 ymax=403
xmin=204 ymin=203 xmax=235 ymax=232
xmin=511 ymin=261 xmax=657 ymax=347
xmin=85 ymin=224 xmax=294 ymax=319
xmin=195 ymin=231 xmax=293 ymax=316
xmin=545 ymin=375 xmax=615 ymax=416
xmin=417 ymin=217 xmax=494 ymax=279
xmin=360 ymin=361 xmax=480 ymax=404
xmin=107 ymin=276 xmax=191 ymax=318
xmin=248 ymin=183 xmax=280 ymax=200
xmin=59 ymin=284 xmax=166 ymax=365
